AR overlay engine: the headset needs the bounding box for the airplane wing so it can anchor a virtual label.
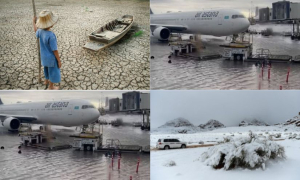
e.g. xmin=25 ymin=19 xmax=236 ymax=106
xmin=151 ymin=24 xmax=188 ymax=32
xmin=0 ymin=114 xmax=37 ymax=123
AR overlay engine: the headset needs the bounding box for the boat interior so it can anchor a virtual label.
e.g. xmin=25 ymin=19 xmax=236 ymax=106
xmin=89 ymin=15 xmax=133 ymax=44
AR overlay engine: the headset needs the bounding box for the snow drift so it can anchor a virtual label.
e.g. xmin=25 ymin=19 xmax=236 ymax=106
xmin=201 ymin=131 xmax=286 ymax=170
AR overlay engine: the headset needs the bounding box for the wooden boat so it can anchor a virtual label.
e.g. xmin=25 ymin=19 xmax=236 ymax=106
xmin=83 ymin=15 xmax=134 ymax=51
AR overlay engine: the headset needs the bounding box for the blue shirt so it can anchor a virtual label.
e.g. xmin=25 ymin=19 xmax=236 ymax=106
xmin=36 ymin=29 xmax=58 ymax=67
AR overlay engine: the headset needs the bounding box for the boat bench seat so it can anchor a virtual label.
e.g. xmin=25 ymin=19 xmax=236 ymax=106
xmin=90 ymin=31 xmax=121 ymax=43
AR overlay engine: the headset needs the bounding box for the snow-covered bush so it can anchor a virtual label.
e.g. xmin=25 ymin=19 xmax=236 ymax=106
xmin=274 ymin=133 xmax=281 ymax=138
xmin=164 ymin=160 xmax=176 ymax=167
xmin=289 ymin=133 xmax=298 ymax=139
xmin=201 ymin=131 xmax=286 ymax=170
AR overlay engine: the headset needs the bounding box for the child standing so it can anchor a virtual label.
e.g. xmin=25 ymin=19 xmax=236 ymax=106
xmin=33 ymin=10 xmax=61 ymax=90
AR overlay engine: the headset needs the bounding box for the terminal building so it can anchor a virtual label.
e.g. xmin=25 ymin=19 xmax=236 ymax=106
xmin=107 ymin=91 xmax=150 ymax=113
xmin=257 ymin=1 xmax=300 ymax=22
xmin=272 ymin=1 xmax=300 ymax=20
xmin=109 ymin=98 xmax=120 ymax=112
xmin=259 ymin=7 xmax=270 ymax=21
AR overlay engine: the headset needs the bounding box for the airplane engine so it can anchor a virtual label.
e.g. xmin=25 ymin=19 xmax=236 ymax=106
xmin=153 ymin=27 xmax=170 ymax=40
xmin=2 ymin=117 xmax=20 ymax=131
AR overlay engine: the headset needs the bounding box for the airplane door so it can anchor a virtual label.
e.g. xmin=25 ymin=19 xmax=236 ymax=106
xmin=218 ymin=14 xmax=223 ymax=25
xmin=68 ymin=104 xmax=73 ymax=115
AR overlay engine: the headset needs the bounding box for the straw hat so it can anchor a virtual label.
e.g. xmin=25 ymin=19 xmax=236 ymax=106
xmin=36 ymin=10 xmax=58 ymax=29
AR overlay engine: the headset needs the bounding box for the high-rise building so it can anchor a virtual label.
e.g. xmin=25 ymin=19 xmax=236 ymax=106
xmin=105 ymin=97 xmax=109 ymax=107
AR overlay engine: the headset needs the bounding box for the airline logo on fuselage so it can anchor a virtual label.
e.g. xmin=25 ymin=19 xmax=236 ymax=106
xmin=45 ymin=102 xmax=69 ymax=108
xmin=195 ymin=11 xmax=219 ymax=18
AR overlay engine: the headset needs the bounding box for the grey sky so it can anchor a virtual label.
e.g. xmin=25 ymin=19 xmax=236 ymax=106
xmin=0 ymin=91 xmax=148 ymax=108
xmin=150 ymin=0 xmax=294 ymax=17
xmin=151 ymin=90 xmax=300 ymax=128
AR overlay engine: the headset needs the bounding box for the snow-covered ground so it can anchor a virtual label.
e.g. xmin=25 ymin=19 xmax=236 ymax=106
xmin=151 ymin=126 xmax=300 ymax=180
xmin=151 ymin=140 xmax=300 ymax=180
xmin=151 ymin=125 xmax=300 ymax=148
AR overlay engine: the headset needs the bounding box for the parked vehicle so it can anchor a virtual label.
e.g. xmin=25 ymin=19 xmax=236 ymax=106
xmin=156 ymin=138 xmax=187 ymax=150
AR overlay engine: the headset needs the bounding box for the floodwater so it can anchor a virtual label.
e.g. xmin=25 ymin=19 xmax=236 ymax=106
xmin=0 ymin=115 xmax=150 ymax=180
xmin=151 ymin=24 xmax=300 ymax=90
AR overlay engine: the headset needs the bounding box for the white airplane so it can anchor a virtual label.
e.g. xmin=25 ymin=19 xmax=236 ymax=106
xmin=150 ymin=8 xmax=250 ymax=40
xmin=0 ymin=98 xmax=100 ymax=131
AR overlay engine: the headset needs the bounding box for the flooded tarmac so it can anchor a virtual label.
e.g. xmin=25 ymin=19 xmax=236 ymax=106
xmin=0 ymin=114 xmax=150 ymax=180
xmin=151 ymin=24 xmax=300 ymax=90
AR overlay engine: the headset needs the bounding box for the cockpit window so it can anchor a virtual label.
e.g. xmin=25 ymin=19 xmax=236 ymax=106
xmin=82 ymin=105 xmax=95 ymax=109
xmin=232 ymin=14 xmax=245 ymax=19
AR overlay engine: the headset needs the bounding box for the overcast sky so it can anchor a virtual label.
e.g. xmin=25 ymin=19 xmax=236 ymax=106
xmin=151 ymin=90 xmax=300 ymax=128
xmin=0 ymin=91 xmax=148 ymax=108
xmin=151 ymin=0 xmax=288 ymax=17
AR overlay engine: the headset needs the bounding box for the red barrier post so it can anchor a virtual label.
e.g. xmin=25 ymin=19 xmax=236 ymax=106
xmin=280 ymin=86 xmax=282 ymax=90
xmin=268 ymin=68 xmax=270 ymax=79
xmin=261 ymin=67 xmax=264 ymax=78
xmin=112 ymin=156 xmax=114 ymax=169
xmin=130 ymin=176 xmax=132 ymax=180
xmin=136 ymin=158 xmax=140 ymax=173
xmin=118 ymin=157 xmax=121 ymax=170
xmin=286 ymin=67 xmax=290 ymax=82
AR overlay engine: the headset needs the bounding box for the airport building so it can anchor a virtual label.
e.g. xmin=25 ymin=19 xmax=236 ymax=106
xmin=122 ymin=91 xmax=140 ymax=111
xmin=259 ymin=8 xmax=270 ymax=21
xmin=122 ymin=91 xmax=150 ymax=111
xmin=269 ymin=8 xmax=273 ymax=21
xmin=272 ymin=1 xmax=290 ymax=20
xmin=290 ymin=2 xmax=300 ymax=19
xmin=109 ymin=98 xmax=120 ymax=112
xmin=272 ymin=1 xmax=300 ymax=20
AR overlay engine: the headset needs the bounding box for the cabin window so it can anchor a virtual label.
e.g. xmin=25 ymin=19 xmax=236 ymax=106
xmin=82 ymin=105 xmax=95 ymax=109
xmin=232 ymin=14 xmax=245 ymax=19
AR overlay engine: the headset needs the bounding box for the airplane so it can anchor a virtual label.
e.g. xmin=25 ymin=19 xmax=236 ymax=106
xmin=0 ymin=98 xmax=100 ymax=131
xmin=150 ymin=8 xmax=250 ymax=40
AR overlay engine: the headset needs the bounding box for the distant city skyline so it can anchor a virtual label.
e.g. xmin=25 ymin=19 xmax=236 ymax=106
xmin=0 ymin=91 xmax=148 ymax=108
xmin=151 ymin=90 xmax=300 ymax=128
xmin=151 ymin=0 xmax=282 ymax=17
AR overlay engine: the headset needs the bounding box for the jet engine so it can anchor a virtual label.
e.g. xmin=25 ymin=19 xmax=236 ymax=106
xmin=153 ymin=27 xmax=170 ymax=40
xmin=2 ymin=117 xmax=20 ymax=131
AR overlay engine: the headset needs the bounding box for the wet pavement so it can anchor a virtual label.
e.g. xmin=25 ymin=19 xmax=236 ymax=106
xmin=0 ymin=0 xmax=150 ymax=90
xmin=150 ymin=24 xmax=300 ymax=90
xmin=0 ymin=115 xmax=150 ymax=180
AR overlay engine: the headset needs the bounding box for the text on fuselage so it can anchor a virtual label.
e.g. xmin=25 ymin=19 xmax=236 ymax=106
xmin=45 ymin=102 xmax=69 ymax=108
xmin=195 ymin=11 xmax=219 ymax=18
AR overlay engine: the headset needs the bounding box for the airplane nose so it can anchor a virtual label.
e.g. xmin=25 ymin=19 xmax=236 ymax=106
xmin=244 ymin=19 xmax=250 ymax=30
xmin=94 ymin=110 xmax=100 ymax=119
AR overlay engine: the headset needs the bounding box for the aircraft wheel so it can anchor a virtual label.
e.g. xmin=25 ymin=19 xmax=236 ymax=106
xmin=86 ymin=145 xmax=93 ymax=151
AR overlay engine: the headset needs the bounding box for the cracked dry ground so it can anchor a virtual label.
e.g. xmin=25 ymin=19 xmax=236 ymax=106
xmin=0 ymin=0 xmax=150 ymax=90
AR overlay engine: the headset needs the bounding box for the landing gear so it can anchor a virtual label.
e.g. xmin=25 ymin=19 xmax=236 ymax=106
xmin=231 ymin=34 xmax=239 ymax=43
xmin=84 ymin=144 xmax=93 ymax=151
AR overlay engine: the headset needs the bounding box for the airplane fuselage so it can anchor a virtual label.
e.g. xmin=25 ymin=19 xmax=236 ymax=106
xmin=151 ymin=9 xmax=250 ymax=37
xmin=0 ymin=99 xmax=100 ymax=127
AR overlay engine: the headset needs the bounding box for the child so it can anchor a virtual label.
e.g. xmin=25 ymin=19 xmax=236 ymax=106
xmin=33 ymin=10 xmax=61 ymax=90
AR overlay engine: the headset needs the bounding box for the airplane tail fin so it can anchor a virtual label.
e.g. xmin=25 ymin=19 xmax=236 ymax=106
xmin=150 ymin=8 xmax=153 ymax=14
xmin=0 ymin=98 xmax=3 ymax=105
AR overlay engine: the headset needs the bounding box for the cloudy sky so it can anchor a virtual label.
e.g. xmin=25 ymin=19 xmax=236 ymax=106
xmin=151 ymin=90 xmax=300 ymax=128
xmin=151 ymin=0 xmax=282 ymax=17
xmin=0 ymin=91 xmax=148 ymax=108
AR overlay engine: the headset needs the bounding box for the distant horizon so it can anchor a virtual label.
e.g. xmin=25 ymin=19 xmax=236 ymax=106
xmin=151 ymin=91 xmax=300 ymax=129
xmin=0 ymin=91 xmax=148 ymax=109
xmin=155 ymin=116 xmax=296 ymax=128
xmin=151 ymin=0 xmax=280 ymax=18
